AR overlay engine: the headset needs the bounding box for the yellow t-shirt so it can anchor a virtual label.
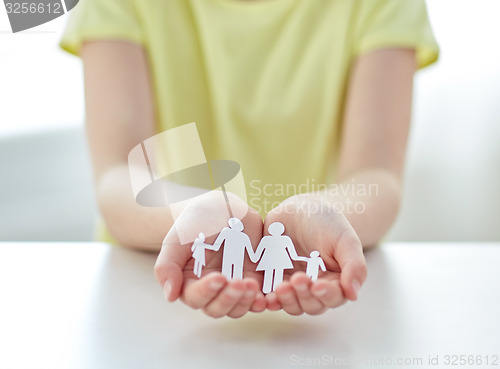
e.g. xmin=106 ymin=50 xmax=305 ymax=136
xmin=60 ymin=0 xmax=438 ymax=243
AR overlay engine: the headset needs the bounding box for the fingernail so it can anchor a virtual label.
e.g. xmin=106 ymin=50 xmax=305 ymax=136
xmin=210 ymin=281 xmax=224 ymax=291
xmin=163 ymin=281 xmax=172 ymax=301
xmin=315 ymin=288 xmax=327 ymax=296
xmin=244 ymin=290 xmax=255 ymax=299
xmin=352 ymin=280 xmax=361 ymax=297
xmin=295 ymin=284 xmax=307 ymax=292
xmin=226 ymin=287 xmax=243 ymax=298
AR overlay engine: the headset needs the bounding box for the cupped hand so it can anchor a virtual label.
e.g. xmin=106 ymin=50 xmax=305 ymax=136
xmin=263 ymin=194 xmax=367 ymax=315
xmin=154 ymin=191 xmax=266 ymax=318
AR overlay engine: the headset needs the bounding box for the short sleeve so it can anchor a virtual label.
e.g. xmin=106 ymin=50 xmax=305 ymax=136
xmin=59 ymin=0 xmax=144 ymax=56
xmin=353 ymin=0 xmax=439 ymax=69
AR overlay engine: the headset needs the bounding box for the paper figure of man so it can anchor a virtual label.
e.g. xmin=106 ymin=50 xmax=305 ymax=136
xmin=212 ymin=218 xmax=254 ymax=280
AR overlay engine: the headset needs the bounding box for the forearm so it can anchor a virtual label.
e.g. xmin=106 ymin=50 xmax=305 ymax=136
xmin=324 ymin=49 xmax=416 ymax=247
xmin=97 ymin=164 xmax=173 ymax=252
xmin=337 ymin=169 xmax=401 ymax=248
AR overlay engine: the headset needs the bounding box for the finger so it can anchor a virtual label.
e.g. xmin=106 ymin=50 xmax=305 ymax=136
xmin=265 ymin=292 xmax=282 ymax=311
xmin=311 ymin=278 xmax=347 ymax=308
xmin=290 ymin=272 xmax=326 ymax=315
xmin=154 ymin=231 xmax=193 ymax=302
xmin=333 ymin=228 xmax=367 ymax=301
xmin=181 ymin=273 xmax=227 ymax=309
xmin=202 ymin=279 xmax=246 ymax=318
xmin=275 ymin=281 xmax=303 ymax=316
xmin=227 ymin=279 xmax=259 ymax=318
xmin=250 ymin=291 xmax=267 ymax=313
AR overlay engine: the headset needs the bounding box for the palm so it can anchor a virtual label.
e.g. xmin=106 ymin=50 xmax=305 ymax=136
xmin=156 ymin=191 xmax=269 ymax=317
xmin=255 ymin=196 xmax=368 ymax=314
xmin=264 ymin=198 xmax=348 ymax=283
xmin=162 ymin=190 xmax=265 ymax=294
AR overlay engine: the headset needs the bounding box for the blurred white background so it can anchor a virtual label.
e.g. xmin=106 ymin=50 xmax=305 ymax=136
xmin=0 ymin=0 xmax=499 ymax=242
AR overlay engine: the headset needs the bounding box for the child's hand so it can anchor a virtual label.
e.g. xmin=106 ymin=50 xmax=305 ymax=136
xmin=154 ymin=191 xmax=266 ymax=318
xmin=263 ymin=194 xmax=367 ymax=315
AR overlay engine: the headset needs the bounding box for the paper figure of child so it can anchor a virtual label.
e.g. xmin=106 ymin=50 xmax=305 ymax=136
xmin=191 ymin=232 xmax=217 ymax=278
xmin=251 ymin=222 xmax=302 ymax=294
xmin=212 ymin=218 xmax=255 ymax=280
xmin=302 ymin=251 xmax=326 ymax=281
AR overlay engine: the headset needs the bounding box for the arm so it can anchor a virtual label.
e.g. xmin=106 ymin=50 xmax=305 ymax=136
xmin=244 ymin=237 xmax=256 ymax=262
xmin=319 ymin=259 xmax=326 ymax=272
xmin=294 ymin=48 xmax=415 ymax=249
xmin=211 ymin=229 xmax=227 ymax=252
xmin=204 ymin=242 xmax=219 ymax=251
xmin=285 ymin=237 xmax=301 ymax=261
xmin=81 ymin=41 xmax=171 ymax=251
xmin=84 ymin=43 xmax=266 ymax=318
xmin=264 ymin=48 xmax=416 ymax=314
xmin=251 ymin=239 xmax=265 ymax=263
xmin=331 ymin=48 xmax=416 ymax=248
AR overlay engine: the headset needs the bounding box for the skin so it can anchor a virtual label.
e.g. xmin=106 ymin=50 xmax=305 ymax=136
xmin=81 ymin=39 xmax=415 ymax=318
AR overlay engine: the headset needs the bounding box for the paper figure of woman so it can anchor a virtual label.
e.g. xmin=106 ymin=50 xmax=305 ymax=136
xmin=252 ymin=222 xmax=302 ymax=293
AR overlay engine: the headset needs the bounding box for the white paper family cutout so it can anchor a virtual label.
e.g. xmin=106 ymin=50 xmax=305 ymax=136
xmin=190 ymin=218 xmax=325 ymax=293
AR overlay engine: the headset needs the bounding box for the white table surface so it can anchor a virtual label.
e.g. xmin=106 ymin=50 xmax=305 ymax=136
xmin=1 ymin=242 xmax=499 ymax=369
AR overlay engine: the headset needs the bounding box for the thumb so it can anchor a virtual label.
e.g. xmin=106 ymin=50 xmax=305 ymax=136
xmin=333 ymin=228 xmax=367 ymax=301
xmin=154 ymin=230 xmax=191 ymax=302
